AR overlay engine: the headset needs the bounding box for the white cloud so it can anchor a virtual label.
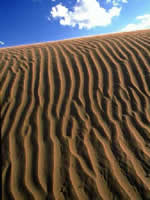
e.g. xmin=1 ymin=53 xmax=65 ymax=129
xmin=121 ymin=14 xmax=150 ymax=32
xmin=50 ymin=0 xmax=121 ymax=29
xmin=0 ymin=41 xmax=4 ymax=45
xmin=106 ymin=0 xmax=128 ymax=6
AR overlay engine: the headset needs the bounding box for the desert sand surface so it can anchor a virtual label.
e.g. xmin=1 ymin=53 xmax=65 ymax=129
xmin=1 ymin=30 xmax=150 ymax=200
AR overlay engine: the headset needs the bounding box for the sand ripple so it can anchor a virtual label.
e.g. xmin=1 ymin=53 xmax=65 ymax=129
xmin=1 ymin=30 xmax=150 ymax=200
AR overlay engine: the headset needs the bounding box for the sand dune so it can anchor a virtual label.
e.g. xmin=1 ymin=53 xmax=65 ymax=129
xmin=1 ymin=30 xmax=150 ymax=200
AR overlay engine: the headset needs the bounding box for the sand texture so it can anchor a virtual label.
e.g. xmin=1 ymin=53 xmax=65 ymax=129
xmin=1 ymin=30 xmax=150 ymax=200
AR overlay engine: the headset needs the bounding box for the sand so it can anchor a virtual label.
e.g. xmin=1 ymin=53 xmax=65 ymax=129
xmin=1 ymin=30 xmax=150 ymax=200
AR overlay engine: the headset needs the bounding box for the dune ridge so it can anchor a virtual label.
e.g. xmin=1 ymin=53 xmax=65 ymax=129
xmin=1 ymin=30 xmax=150 ymax=200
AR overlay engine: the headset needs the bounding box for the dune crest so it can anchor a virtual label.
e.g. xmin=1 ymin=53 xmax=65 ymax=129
xmin=1 ymin=30 xmax=150 ymax=200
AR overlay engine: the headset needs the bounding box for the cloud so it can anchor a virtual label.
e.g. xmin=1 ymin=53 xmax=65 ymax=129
xmin=0 ymin=41 xmax=4 ymax=45
xmin=106 ymin=0 xmax=128 ymax=6
xmin=50 ymin=0 xmax=121 ymax=29
xmin=121 ymin=14 xmax=150 ymax=32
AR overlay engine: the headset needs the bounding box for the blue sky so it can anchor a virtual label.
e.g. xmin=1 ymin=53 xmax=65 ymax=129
xmin=0 ymin=0 xmax=150 ymax=47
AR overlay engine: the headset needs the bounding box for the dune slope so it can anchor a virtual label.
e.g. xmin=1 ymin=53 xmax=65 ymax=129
xmin=1 ymin=30 xmax=150 ymax=200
